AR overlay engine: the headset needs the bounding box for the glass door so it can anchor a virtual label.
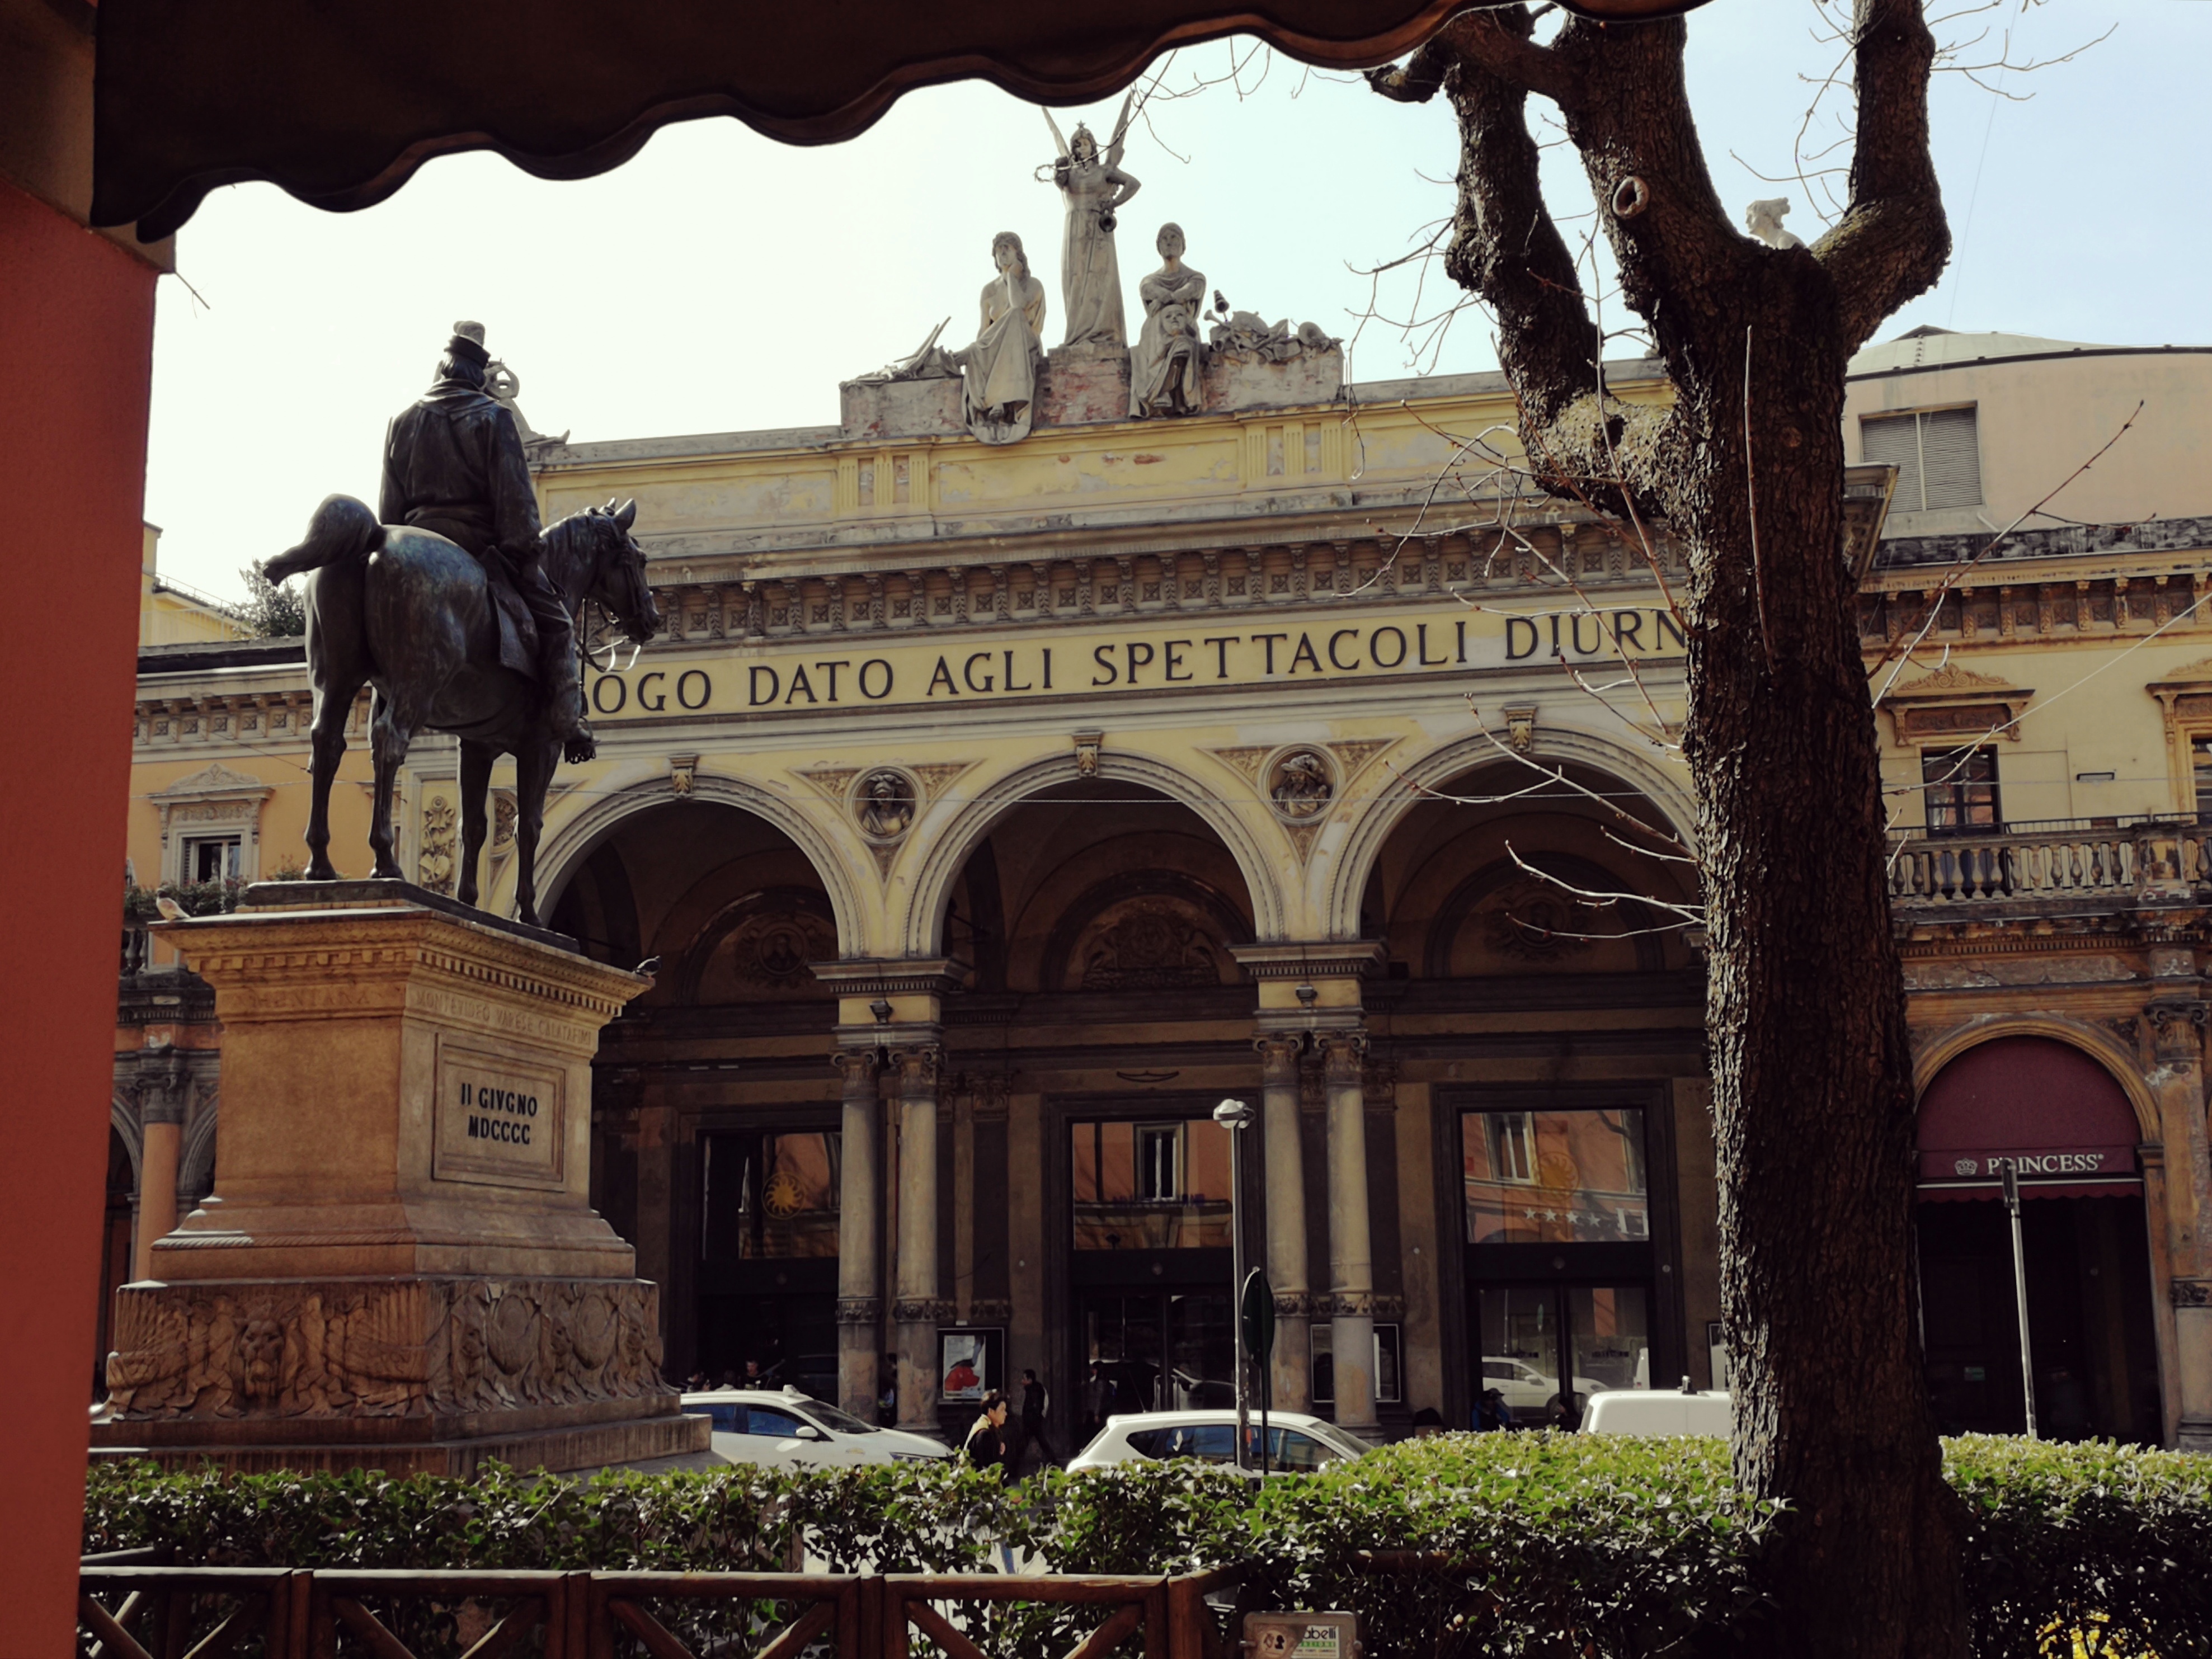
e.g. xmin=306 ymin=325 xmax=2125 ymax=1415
xmin=1475 ymin=1283 xmax=1650 ymax=1428
xmin=1081 ymin=1290 xmax=1234 ymax=1416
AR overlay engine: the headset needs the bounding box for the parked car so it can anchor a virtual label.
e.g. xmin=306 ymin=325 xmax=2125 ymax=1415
xmin=681 ymin=1385 xmax=950 ymax=1467
xmin=1067 ymin=1410 xmax=1374 ymax=1473
xmin=1580 ymin=1387 xmax=1732 ymax=1438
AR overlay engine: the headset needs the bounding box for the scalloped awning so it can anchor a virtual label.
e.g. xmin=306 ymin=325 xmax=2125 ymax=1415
xmin=91 ymin=0 xmax=1712 ymax=241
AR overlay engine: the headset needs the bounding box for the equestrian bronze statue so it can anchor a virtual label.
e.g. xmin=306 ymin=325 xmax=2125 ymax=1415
xmin=263 ymin=323 xmax=660 ymax=927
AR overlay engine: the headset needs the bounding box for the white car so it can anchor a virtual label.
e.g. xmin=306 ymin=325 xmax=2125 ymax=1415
xmin=681 ymin=1386 xmax=951 ymax=1467
xmin=1580 ymin=1388 xmax=1732 ymax=1438
xmin=1067 ymin=1410 xmax=1374 ymax=1473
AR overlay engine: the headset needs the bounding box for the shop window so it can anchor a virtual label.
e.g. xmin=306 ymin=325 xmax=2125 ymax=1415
xmin=1461 ymin=1109 xmax=1649 ymax=1245
xmin=700 ymin=1130 xmax=839 ymax=1261
xmin=183 ymin=835 xmax=241 ymax=883
xmin=1310 ymin=1322 xmax=1402 ymax=1406
xmin=1861 ymin=407 xmax=1982 ymax=512
xmin=1922 ymin=747 xmax=2001 ymax=837
xmin=1071 ymin=1117 xmax=1230 ymax=1250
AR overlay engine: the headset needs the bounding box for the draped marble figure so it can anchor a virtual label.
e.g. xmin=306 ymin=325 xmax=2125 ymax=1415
xmin=1043 ymin=100 xmax=1140 ymax=350
xmin=957 ymin=231 xmax=1048 ymax=446
xmin=1129 ymin=222 xmax=1206 ymax=418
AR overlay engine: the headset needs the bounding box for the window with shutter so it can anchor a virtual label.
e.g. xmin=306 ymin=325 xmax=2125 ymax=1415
xmin=1861 ymin=407 xmax=1982 ymax=512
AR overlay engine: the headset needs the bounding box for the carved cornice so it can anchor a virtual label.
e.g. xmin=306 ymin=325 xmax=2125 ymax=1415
xmin=835 ymin=1297 xmax=882 ymax=1326
xmin=810 ymin=957 xmax=970 ymax=998
xmin=2171 ymin=1279 xmax=2212 ymax=1308
xmin=1229 ymin=941 xmax=1388 ymax=981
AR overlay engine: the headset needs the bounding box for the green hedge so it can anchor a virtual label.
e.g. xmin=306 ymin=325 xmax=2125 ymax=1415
xmin=84 ymin=1432 xmax=2211 ymax=1658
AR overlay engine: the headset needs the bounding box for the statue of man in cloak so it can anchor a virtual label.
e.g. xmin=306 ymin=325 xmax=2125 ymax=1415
xmin=379 ymin=322 xmax=594 ymax=761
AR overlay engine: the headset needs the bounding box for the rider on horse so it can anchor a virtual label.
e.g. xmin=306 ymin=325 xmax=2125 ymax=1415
xmin=380 ymin=322 xmax=595 ymax=762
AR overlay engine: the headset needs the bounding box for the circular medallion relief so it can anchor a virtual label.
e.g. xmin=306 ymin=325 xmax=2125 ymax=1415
xmin=851 ymin=768 xmax=919 ymax=841
xmin=1265 ymin=747 xmax=1336 ymax=822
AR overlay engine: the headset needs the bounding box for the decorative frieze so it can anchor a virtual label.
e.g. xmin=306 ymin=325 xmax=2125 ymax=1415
xmin=104 ymin=1275 xmax=671 ymax=1422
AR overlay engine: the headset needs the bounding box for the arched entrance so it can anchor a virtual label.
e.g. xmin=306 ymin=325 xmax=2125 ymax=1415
xmin=551 ymin=800 xmax=845 ymax=1393
xmin=1915 ymin=1036 xmax=2162 ymax=1441
xmin=938 ymin=778 xmax=1260 ymax=1445
xmin=1357 ymin=756 xmax=1701 ymax=1431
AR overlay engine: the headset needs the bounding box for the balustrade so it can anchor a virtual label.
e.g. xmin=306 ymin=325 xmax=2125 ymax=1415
xmin=1888 ymin=820 xmax=2212 ymax=908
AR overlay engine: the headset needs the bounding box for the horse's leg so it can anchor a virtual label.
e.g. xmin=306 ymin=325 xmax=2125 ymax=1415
xmin=365 ymin=687 xmax=419 ymax=882
xmin=512 ymin=734 xmax=560 ymax=928
xmin=305 ymin=673 xmax=367 ymax=882
xmin=455 ymin=741 xmax=494 ymax=909
xmin=304 ymin=542 xmax=373 ymax=880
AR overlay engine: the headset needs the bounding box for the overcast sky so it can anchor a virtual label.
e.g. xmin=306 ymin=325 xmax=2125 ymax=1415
xmin=143 ymin=0 xmax=2207 ymax=602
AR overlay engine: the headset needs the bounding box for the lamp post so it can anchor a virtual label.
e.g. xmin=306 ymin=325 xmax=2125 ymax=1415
xmin=1213 ymin=1096 xmax=1256 ymax=1469
xmin=2001 ymin=1161 xmax=2038 ymax=1440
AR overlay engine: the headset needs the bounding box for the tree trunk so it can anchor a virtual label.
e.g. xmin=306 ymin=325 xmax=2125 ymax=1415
xmin=1371 ymin=6 xmax=1971 ymax=1649
xmin=1679 ymin=292 xmax=1969 ymax=1654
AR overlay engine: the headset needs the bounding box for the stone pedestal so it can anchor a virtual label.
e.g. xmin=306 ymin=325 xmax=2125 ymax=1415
xmin=90 ymin=882 xmax=708 ymax=1475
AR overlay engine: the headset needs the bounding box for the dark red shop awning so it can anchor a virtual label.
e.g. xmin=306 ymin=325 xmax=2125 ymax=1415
xmin=91 ymin=0 xmax=1714 ymax=241
xmin=1917 ymin=1036 xmax=2143 ymax=1203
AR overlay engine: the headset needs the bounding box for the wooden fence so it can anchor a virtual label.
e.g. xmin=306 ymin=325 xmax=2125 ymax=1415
xmin=76 ymin=1564 xmax=1243 ymax=1659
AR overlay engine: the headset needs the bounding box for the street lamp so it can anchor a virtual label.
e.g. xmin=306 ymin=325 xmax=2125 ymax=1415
xmin=1213 ymin=1096 xmax=1256 ymax=1469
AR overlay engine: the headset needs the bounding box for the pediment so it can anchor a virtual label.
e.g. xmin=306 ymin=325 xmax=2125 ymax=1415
xmin=151 ymin=761 xmax=270 ymax=799
xmin=2147 ymin=657 xmax=2212 ymax=690
xmin=1886 ymin=664 xmax=2023 ymax=700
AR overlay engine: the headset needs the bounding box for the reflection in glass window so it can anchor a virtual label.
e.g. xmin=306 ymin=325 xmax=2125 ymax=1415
xmin=1462 ymin=1110 xmax=1648 ymax=1245
xmin=1308 ymin=1322 xmax=1402 ymax=1406
xmin=1071 ymin=1119 xmax=1231 ymax=1250
xmin=1570 ymin=1285 xmax=1652 ymax=1393
xmin=701 ymin=1130 xmax=841 ymax=1260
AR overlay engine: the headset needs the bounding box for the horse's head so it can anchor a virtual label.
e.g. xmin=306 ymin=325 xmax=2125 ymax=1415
xmin=572 ymin=497 xmax=661 ymax=644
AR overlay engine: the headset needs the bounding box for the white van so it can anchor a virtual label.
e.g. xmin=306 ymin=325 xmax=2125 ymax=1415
xmin=1580 ymin=1387 xmax=1733 ymax=1438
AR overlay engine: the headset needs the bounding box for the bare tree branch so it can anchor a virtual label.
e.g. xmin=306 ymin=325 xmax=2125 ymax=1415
xmin=1814 ymin=0 xmax=1952 ymax=348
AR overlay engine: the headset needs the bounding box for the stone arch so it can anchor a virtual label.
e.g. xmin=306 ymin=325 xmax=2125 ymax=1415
xmin=1423 ymin=853 xmax=1668 ymax=978
xmin=1913 ymin=1016 xmax=2162 ymax=1144
xmin=531 ymin=771 xmax=869 ymax=958
xmin=1324 ymin=725 xmax=1698 ymax=943
xmin=109 ymin=1096 xmax=141 ymax=1181
xmin=1037 ymin=868 xmax=1253 ymax=993
xmin=900 ymin=751 xmax=1286 ymax=958
xmin=180 ymin=1095 xmax=220 ymax=1199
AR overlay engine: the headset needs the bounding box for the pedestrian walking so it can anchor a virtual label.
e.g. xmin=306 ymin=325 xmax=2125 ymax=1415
xmin=1013 ymin=1367 xmax=1060 ymax=1472
xmin=961 ymin=1390 xmax=1016 ymax=1570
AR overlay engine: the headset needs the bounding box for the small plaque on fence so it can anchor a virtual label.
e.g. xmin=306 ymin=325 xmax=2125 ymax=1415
xmin=1244 ymin=1610 xmax=1359 ymax=1658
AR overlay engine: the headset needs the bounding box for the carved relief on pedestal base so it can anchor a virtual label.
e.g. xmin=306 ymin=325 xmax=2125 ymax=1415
xmin=103 ymin=1275 xmax=673 ymax=1424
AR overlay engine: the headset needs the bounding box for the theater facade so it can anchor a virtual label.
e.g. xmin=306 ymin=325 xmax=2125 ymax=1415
xmin=115 ymin=326 xmax=2212 ymax=1451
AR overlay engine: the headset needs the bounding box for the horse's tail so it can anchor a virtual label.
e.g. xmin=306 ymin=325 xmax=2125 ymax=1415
xmin=263 ymin=493 xmax=384 ymax=585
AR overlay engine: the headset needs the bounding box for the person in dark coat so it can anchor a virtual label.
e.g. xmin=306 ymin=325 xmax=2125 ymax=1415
xmin=962 ymin=1389 xmax=1012 ymax=1479
xmin=1014 ymin=1367 xmax=1060 ymax=1472
xmin=380 ymin=322 xmax=593 ymax=760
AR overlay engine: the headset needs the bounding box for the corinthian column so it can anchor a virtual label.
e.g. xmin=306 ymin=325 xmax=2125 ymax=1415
xmin=834 ymin=1048 xmax=882 ymax=1420
xmin=1321 ymin=1029 xmax=1379 ymax=1440
xmin=891 ymin=1041 xmax=947 ymax=1434
xmin=1257 ymin=1035 xmax=1312 ymax=1411
xmin=130 ymin=1050 xmax=191 ymax=1283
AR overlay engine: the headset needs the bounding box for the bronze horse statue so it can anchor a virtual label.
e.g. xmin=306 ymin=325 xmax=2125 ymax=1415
xmin=263 ymin=493 xmax=660 ymax=925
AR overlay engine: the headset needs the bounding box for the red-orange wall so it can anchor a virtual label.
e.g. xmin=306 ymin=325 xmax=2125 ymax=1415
xmin=0 ymin=175 xmax=158 ymax=1657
